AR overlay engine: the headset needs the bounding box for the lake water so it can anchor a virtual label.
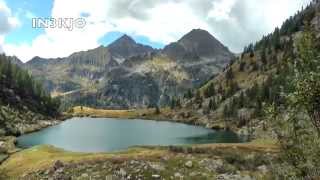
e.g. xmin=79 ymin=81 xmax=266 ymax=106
xmin=17 ymin=117 xmax=242 ymax=152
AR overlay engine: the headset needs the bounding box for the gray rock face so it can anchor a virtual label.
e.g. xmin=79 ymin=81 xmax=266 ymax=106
xmin=163 ymin=29 xmax=234 ymax=86
xmin=101 ymin=67 xmax=161 ymax=108
xmin=108 ymin=35 xmax=155 ymax=63
xmin=163 ymin=29 xmax=232 ymax=60
xmin=177 ymin=29 xmax=231 ymax=58
xmin=25 ymin=29 xmax=234 ymax=108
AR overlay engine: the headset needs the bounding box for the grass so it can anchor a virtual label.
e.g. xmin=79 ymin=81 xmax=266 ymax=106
xmin=141 ymin=56 xmax=190 ymax=83
xmin=69 ymin=106 xmax=174 ymax=120
xmin=72 ymin=106 xmax=147 ymax=118
xmin=0 ymin=145 xmax=166 ymax=178
xmin=0 ymin=140 xmax=279 ymax=178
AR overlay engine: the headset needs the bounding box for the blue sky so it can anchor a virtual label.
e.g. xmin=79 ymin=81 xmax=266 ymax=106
xmin=0 ymin=0 xmax=313 ymax=62
xmin=3 ymin=0 xmax=50 ymax=45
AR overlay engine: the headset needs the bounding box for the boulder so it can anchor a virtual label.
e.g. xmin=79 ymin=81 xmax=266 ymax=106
xmin=174 ymin=172 xmax=183 ymax=178
xmin=185 ymin=160 xmax=193 ymax=168
xmin=151 ymin=174 xmax=161 ymax=179
xmin=149 ymin=162 xmax=165 ymax=171
xmin=52 ymin=160 xmax=64 ymax=171
xmin=257 ymin=165 xmax=268 ymax=174
xmin=118 ymin=168 xmax=127 ymax=177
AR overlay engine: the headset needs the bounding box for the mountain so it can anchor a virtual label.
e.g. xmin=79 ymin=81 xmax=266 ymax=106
xmin=25 ymin=30 xmax=234 ymax=109
xmin=7 ymin=56 xmax=23 ymax=66
xmin=164 ymin=29 xmax=231 ymax=59
xmin=96 ymin=29 xmax=234 ymax=108
xmin=108 ymin=35 xmax=155 ymax=63
xmin=165 ymin=0 xmax=320 ymax=131
xmin=163 ymin=29 xmax=234 ymax=86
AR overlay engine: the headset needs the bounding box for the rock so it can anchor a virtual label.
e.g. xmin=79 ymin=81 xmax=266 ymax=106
xmin=53 ymin=173 xmax=71 ymax=180
xmin=242 ymin=175 xmax=253 ymax=180
xmin=0 ymin=141 xmax=6 ymax=153
xmin=119 ymin=168 xmax=127 ymax=177
xmin=216 ymin=174 xmax=253 ymax=180
xmin=44 ymin=169 xmax=50 ymax=175
xmin=216 ymin=174 xmax=228 ymax=180
xmin=237 ymin=128 xmax=249 ymax=137
xmin=215 ymin=159 xmax=224 ymax=166
xmin=174 ymin=172 xmax=183 ymax=178
xmin=56 ymin=168 xmax=64 ymax=173
xmin=52 ymin=160 xmax=64 ymax=171
xmin=130 ymin=160 xmax=138 ymax=165
xmin=257 ymin=165 xmax=268 ymax=174
xmin=245 ymin=154 xmax=255 ymax=160
xmin=218 ymin=174 xmax=242 ymax=180
xmin=162 ymin=156 xmax=170 ymax=161
xmin=81 ymin=173 xmax=89 ymax=177
xmin=189 ymin=172 xmax=198 ymax=177
xmin=152 ymin=174 xmax=161 ymax=178
xmin=185 ymin=160 xmax=193 ymax=168
xmin=201 ymin=159 xmax=224 ymax=170
xmin=149 ymin=162 xmax=165 ymax=171
xmin=106 ymin=175 xmax=114 ymax=179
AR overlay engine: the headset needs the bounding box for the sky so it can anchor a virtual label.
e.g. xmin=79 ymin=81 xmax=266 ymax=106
xmin=0 ymin=0 xmax=313 ymax=62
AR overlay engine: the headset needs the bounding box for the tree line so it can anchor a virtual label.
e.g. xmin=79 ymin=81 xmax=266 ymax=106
xmin=0 ymin=54 xmax=60 ymax=117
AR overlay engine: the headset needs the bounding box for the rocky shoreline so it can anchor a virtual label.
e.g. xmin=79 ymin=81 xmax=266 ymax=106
xmin=0 ymin=118 xmax=64 ymax=165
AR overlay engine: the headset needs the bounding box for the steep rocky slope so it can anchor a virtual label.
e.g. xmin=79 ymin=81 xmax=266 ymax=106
xmin=0 ymin=55 xmax=60 ymax=136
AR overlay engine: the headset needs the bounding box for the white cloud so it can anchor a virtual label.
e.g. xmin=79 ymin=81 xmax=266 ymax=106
xmin=2 ymin=0 xmax=313 ymax=62
xmin=113 ymin=1 xmax=210 ymax=43
xmin=204 ymin=0 xmax=313 ymax=52
xmin=0 ymin=0 xmax=19 ymax=34
xmin=0 ymin=0 xmax=19 ymax=53
xmin=4 ymin=0 xmax=112 ymax=61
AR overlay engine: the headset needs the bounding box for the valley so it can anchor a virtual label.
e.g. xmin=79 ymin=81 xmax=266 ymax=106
xmin=0 ymin=0 xmax=320 ymax=179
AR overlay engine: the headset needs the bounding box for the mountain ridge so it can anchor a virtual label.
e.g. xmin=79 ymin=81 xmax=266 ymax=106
xmin=23 ymin=29 xmax=232 ymax=63
xmin=21 ymin=29 xmax=234 ymax=108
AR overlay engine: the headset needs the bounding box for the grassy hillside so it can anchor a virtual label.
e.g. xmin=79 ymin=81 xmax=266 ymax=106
xmin=168 ymin=1 xmax=320 ymax=133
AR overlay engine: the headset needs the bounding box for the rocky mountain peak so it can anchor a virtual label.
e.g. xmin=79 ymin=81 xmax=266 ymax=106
xmin=27 ymin=56 xmax=47 ymax=65
xmin=111 ymin=34 xmax=137 ymax=47
xmin=163 ymin=28 xmax=233 ymax=60
xmin=107 ymin=34 xmax=154 ymax=63
xmin=180 ymin=29 xmax=213 ymax=40
xmin=177 ymin=29 xmax=230 ymax=57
